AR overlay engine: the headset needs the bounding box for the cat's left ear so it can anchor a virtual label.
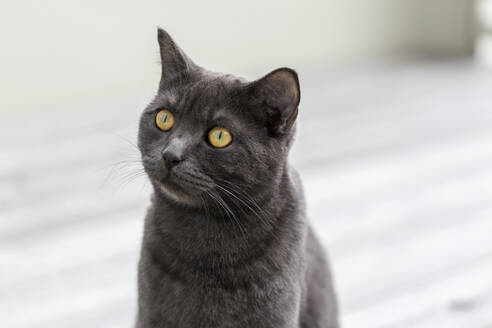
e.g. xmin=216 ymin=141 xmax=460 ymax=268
xmin=157 ymin=28 xmax=195 ymax=87
xmin=248 ymin=68 xmax=300 ymax=135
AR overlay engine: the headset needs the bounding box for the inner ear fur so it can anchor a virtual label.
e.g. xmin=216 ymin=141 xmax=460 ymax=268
xmin=250 ymin=68 xmax=300 ymax=135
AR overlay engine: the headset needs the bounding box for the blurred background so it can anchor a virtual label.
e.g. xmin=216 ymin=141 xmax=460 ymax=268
xmin=1 ymin=0 xmax=492 ymax=327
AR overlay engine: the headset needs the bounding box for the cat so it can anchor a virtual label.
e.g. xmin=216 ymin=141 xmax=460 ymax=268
xmin=136 ymin=28 xmax=338 ymax=328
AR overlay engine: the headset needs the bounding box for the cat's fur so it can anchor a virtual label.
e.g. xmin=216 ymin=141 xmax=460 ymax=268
xmin=136 ymin=28 xmax=338 ymax=328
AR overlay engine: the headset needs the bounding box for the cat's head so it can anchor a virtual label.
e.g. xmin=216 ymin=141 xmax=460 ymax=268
xmin=138 ymin=28 xmax=300 ymax=208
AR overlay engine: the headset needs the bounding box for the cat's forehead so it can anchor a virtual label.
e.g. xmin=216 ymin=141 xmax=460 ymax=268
xmin=184 ymin=74 xmax=243 ymax=102
xmin=156 ymin=73 xmax=244 ymax=115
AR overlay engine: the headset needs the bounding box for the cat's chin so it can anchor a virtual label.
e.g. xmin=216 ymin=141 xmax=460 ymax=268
xmin=155 ymin=180 xmax=202 ymax=207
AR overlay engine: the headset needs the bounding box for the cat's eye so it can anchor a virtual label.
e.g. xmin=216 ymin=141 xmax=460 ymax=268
xmin=155 ymin=109 xmax=174 ymax=131
xmin=208 ymin=127 xmax=232 ymax=148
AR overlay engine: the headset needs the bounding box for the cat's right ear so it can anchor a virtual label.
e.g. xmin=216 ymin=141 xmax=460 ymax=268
xmin=157 ymin=28 xmax=194 ymax=87
xmin=246 ymin=68 xmax=301 ymax=135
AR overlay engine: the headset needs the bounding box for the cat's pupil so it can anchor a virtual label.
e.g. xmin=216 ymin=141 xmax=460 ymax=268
xmin=218 ymin=131 xmax=222 ymax=139
xmin=163 ymin=114 xmax=168 ymax=123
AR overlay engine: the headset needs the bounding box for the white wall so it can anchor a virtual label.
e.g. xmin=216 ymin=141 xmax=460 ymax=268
xmin=0 ymin=0 xmax=474 ymax=112
xmin=410 ymin=0 xmax=476 ymax=54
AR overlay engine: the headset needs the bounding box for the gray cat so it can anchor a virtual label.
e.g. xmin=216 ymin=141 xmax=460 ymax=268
xmin=136 ymin=28 xmax=338 ymax=328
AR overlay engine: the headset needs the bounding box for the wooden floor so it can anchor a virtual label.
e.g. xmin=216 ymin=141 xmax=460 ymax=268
xmin=2 ymin=59 xmax=492 ymax=327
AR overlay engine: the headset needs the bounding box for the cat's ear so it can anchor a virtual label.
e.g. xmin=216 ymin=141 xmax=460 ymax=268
xmin=157 ymin=28 xmax=194 ymax=87
xmin=248 ymin=68 xmax=300 ymax=135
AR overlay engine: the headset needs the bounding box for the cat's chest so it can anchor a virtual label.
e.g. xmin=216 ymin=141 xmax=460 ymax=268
xmin=139 ymin=266 xmax=301 ymax=328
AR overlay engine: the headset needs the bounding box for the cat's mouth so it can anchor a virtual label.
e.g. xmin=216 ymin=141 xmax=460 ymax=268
xmin=154 ymin=169 xmax=214 ymax=206
xmin=142 ymin=155 xmax=216 ymax=206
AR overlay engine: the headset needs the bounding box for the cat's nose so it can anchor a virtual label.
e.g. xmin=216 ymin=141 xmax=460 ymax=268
xmin=162 ymin=150 xmax=182 ymax=170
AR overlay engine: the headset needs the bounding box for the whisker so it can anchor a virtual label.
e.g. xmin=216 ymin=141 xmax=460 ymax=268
xmin=102 ymin=129 xmax=140 ymax=151
xmin=214 ymin=179 xmax=273 ymax=229
xmin=207 ymin=190 xmax=249 ymax=247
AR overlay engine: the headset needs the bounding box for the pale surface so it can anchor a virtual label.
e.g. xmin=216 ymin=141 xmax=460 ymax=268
xmin=1 ymin=60 xmax=492 ymax=327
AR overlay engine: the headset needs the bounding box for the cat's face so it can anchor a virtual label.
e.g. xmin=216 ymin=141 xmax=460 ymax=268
xmin=138 ymin=29 xmax=300 ymax=207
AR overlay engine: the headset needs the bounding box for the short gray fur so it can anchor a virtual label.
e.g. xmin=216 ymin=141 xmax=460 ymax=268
xmin=136 ymin=28 xmax=338 ymax=328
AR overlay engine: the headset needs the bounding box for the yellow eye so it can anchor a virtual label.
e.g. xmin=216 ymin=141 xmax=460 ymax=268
xmin=208 ymin=127 xmax=232 ymax=148
xmin=155 ymin=109 xmax=174 ymax=131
